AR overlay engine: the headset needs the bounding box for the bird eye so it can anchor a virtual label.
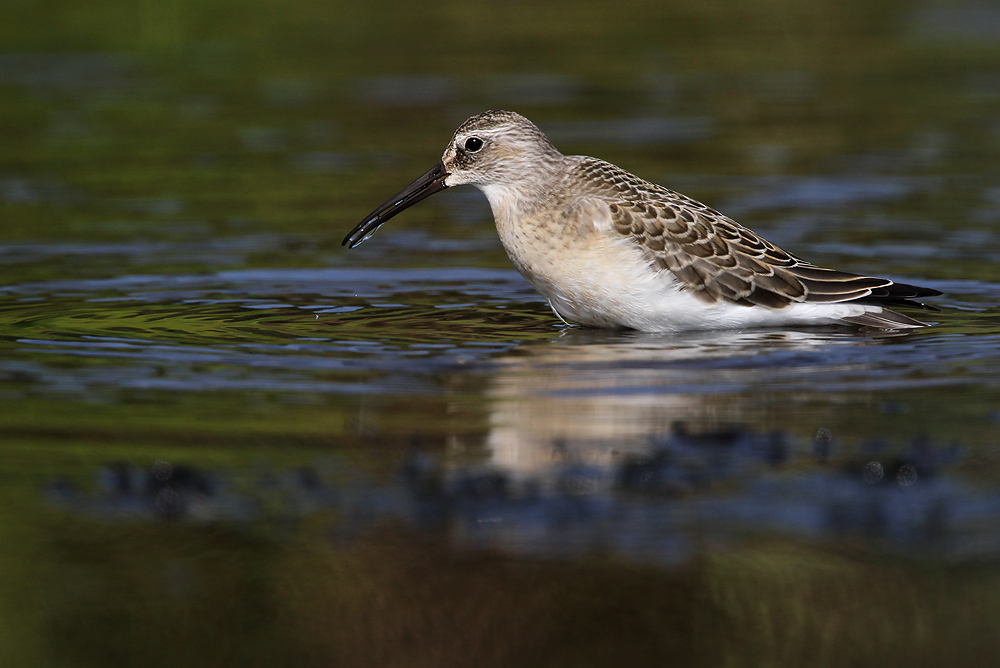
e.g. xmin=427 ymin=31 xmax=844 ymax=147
xmin=464 ymin=137 xmax=484 ymax=152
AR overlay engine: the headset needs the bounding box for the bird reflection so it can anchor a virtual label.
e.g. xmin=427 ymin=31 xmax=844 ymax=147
xmin=483 ymin=327 xmax=886 ymax=475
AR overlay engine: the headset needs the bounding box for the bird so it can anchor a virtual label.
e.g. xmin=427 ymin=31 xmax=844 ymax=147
xmin=343 ymin=110 xmax=941 ymax=332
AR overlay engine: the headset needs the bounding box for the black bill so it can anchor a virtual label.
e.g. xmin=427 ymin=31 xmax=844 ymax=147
xmin=342 ymin=161 xmax=450 ymax=248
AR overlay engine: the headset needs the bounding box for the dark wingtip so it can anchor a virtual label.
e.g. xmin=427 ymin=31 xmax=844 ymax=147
xmin=864 ymin=281 xmax=943 ymax=311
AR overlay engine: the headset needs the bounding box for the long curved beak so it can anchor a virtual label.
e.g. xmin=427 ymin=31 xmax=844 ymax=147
xmin=342 ymin=161 xmax=450 ymax=248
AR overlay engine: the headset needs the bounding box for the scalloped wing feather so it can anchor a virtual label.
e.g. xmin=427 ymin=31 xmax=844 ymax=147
xmin=573 ymin=158 xmax=939 ymax=314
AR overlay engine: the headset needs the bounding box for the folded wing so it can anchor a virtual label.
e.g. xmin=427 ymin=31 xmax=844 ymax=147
xmin=574 ymin=158 xmax=940 ymax=321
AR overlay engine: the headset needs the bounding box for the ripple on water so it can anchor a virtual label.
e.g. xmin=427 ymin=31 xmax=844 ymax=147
xmin=0 ymin=260 xmax=998 ymax=401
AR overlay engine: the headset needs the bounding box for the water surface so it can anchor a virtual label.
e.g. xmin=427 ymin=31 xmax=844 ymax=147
xmin=2 ymin=1 xmax=1000 ymax=666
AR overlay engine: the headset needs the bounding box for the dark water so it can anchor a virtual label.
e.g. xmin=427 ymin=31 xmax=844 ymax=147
xmin=2 ymin=1 xmax=1000 ymax=666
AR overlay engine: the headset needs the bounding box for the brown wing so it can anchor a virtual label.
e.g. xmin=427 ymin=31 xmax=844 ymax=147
xmin=574 ymin=158 xmax=939 ymax=311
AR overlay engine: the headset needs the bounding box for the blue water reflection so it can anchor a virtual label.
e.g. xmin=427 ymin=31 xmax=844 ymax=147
xmin=50 ymin=424 xmax=991 ymax=565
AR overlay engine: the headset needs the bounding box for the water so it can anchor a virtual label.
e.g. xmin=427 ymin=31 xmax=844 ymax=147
xmin=2 ymin=0 xmax=1000 ymax=665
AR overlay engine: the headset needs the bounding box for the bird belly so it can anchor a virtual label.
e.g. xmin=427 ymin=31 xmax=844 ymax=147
xmin=499 ymin=225 xmax=688 ymax=329
xmin=500 ymin=225 xmax=880 ymax=332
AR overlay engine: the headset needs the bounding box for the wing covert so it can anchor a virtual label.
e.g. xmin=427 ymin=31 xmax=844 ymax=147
xmin=571 ymin=158 xmax=906 ymax=308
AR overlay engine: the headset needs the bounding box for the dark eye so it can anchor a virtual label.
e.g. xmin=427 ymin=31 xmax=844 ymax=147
xmin=464 ymin=137 xmax=484 ymax=152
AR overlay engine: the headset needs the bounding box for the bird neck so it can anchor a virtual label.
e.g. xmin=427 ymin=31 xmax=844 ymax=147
xmin=479 ymin=155 xmax=568 ymax=225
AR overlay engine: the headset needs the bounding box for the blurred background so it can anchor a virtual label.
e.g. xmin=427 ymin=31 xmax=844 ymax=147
xmin=1 ymin=0 xmax=1000 ymax=666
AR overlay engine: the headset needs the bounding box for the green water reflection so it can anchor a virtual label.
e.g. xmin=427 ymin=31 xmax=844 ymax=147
xmin=2 ymin=0 xmax=1000 ymax=665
